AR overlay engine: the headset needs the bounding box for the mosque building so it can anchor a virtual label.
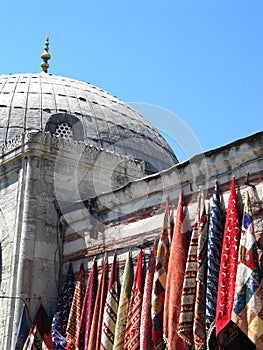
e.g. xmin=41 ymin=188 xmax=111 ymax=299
xmin=0 ymin=38 xmax=262 ymax=349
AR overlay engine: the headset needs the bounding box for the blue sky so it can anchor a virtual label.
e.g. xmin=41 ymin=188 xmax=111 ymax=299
xmin=1 ymin=1 xmax=262 ymax=161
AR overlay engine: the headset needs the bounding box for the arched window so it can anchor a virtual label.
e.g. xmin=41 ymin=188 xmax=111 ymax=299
xmin=45 ymin=113 xmax=84 ymax=141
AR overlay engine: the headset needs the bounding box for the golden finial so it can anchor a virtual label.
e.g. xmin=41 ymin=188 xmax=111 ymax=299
xmin=40 ymin=36 xmax=51 ymax=73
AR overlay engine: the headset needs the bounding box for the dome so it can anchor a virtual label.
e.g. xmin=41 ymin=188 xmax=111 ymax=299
xmin=0 ymin=72 xmax=178 ymax=173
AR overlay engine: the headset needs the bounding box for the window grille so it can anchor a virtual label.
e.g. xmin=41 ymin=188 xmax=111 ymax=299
xmin=54 ymin=122 xmax=73 ymax=139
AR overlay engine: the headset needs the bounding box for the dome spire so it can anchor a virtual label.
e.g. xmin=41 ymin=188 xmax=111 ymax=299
xmin=40 ymin=36 xmax=51 ymax=73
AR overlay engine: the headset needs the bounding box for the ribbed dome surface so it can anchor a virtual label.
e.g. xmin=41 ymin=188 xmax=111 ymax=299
xmin=0 ymin=73 xmax=177 ymax=172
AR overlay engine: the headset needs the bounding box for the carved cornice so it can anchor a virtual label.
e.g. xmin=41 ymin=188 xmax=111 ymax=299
xmin=0 ymin=130 xmax=144 ymax=171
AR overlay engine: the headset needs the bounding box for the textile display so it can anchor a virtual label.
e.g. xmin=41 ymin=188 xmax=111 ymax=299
xmin=66 ymin=264 xmax=85 ymax=350
xmin=206 ymin=183 xmax=223 ymax=348
xmin=151 ymin=196 xmax=171 ymax=350
xmin=23 ymin=180 xmax=262 ymax=350
xmin=23 ymin=304 xmax=53 ymax=350
xmin=231 ymin=192 xmax=263 ymax=348
xmin=52 ymin=263 xmax=75 ymax=350
xmin=113 ymin=251 xmax=133 ymax=350
xmin=215 ymin=177 xmax=241 ymax=344
xmin=177 ymin=191 xmax=202 ymax=346
xmin=87 ymin=257 xmax=107 ymax=350
xmin=140 ymin=243 xmax=157 ymax=350
xmin=76 ymin=258 xmax=98 ymax=350
xmin=193 ymin=206 xmax=208 ymax=349
xmin=123 ymin=249 xmax=143 ymax=350
xmin=163 ymin=192 xmax=188 ymax=350
xmin=100 ymin=254 xmax=119 ymax=350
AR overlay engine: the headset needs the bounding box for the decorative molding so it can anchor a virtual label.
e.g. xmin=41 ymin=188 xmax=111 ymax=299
xmin=0 ymin=130 xmax=144 ymax=172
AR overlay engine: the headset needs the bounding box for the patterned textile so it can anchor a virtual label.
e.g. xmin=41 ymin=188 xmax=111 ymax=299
xmin=140 ymin=243 xmax=157 ymax=350
xmin=206 ymin=183 xmax=223 ymax=349
xmin=66 ymin=264 xmax=85 ymax=350
xmin=215 ymin=177 xmax=241 ymax=344
xmin=177 ymin=192 xmax=202 ymax=346
xmin=87 ymin=257 xmax=107 ymax=350
xmin=23 ymin=304 xmax=53 ymax=350
xmin=163 ymin=192 xmax=188 ymax=350
xmin=123 ymin=249 xmax=143 ymax=350
xmin=76 ymin=259 xmax=98 ymax=350
xmin=52 ymin=263 xmax=75 ymax=350
xmin=100 ymin=254 xmax=119 ymax=350
xmin=113 ymin=251 xmax=133 ymax=350
xmin=15 ymin=304 xmax=29 ymax=350
xmin=193 ymin=206 xmax=208 ymax=349
xmin=231 ymin=192 xmax=263 ymax=348
xmin=151 ymin=197 xmax=171 ymax=350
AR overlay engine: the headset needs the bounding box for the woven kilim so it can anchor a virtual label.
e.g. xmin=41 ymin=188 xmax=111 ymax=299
xmin=113 ymin=251 xmax=133 ymax=350
xmin=216 ymin=177 xmax=241 ymax=345
xmin=206 ymin=183 xmax=223 ymax=349
xmin=232 ymin=192 xmax=263 ymax=348
xmin=163 ymin=192 xmax=189 ymax=350
xmin=151 ymin=196 xmax=171 ymax=350
xmin=177 ymin=192 xmax=202 ymax=346
xmin=52 ymin=263 xmax=75 ymax=350
xmin=87 ymin=257 xmax=107 ymax=350
xmin=140 ymin=243 xmax=156 ymax=350
xmin=123 ymin=250 xmax=143 ymax=350
xmin=100 ymin=254 xmax=119 ymax=350
xmin=23 ymin=304 xmax=53 ymax=350
xmin=66 ymin=264 xmax=85 ymax=350
xmin=76 ymin=259 xmax=98 ymax=350
xmin=193 ymin=206 xmax=208 ymax=349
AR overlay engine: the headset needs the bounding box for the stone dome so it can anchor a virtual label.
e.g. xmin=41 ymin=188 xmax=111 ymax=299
xmin=0 ymin=72 xmax=178 ymax=173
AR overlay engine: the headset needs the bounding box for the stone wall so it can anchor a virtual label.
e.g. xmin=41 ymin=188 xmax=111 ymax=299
xmin=0 ymin=131 xmax=145 ymax=348
xmin=0 ymin=159 xmax=20 ymax=348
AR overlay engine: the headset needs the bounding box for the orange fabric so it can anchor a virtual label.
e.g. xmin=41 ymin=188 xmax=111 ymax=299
xmin=66 ymin=264 xmax=85 ymax=350
xmin=163 ymin=193 xmax=188 ymax=350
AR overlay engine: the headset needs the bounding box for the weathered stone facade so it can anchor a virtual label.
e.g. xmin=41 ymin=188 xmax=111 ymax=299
xmin=0 ymin=131 xmax=144 ymax=349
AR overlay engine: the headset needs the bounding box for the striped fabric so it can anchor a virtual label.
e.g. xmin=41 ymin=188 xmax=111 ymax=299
xmin=232 ymin=192 xmax=263 ymax=348
xmin=87 ymin=257 xmax=107 ymax=350
xmin=66 ymin=264 xmax=85 ymax=350
xmin=113 ymin=251 xmax=133 ymax=350
xmin=123 ymin=250 xmax=143 ymax=350
xmin=193 ymin=206 xmax=208 ymax=349
xmin=151 ymin=197 xmax=171 ymax=350
xmin=100 ymin=254 xmax=119 ymax=350
xmin=52 ymin=263 xmax=75 ymax=350
xmin=23 ymin=304 xmax=53 ymax=350
xmin=216 ymin=177 xmax=241 ymax=345
xmin=76 ymin=259 xmax=98 ymax=350
xmin=177 ymin=192 xmax=202 ymax=346
xmin=140 ymin=243 xmax=157 ymax=350
xmin=163 ymin=192 xmax=188 ymax=350
xmin=206 ymin=183 xmax=223 ymax=349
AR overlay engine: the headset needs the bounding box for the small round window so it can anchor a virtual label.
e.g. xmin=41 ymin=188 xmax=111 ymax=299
xmin=54 ymin=122 xmax=73 ymax=139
